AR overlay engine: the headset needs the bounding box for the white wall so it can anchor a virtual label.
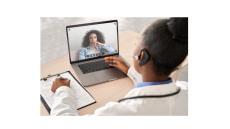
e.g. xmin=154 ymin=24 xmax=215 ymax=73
xmin=68 ymin=22 xmax=118 ymax=51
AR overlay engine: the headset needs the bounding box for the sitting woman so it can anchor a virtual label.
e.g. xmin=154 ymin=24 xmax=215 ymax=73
xmin=79 ymin=29 xmax=114 ymax=60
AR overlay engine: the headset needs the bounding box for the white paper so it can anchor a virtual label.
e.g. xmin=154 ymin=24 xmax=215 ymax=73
xmin=40 ymin=72 xmax=95 ymax=109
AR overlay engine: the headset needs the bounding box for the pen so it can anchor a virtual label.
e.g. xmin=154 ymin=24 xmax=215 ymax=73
xmin=60 ymin=76 xmax=67 ymax=81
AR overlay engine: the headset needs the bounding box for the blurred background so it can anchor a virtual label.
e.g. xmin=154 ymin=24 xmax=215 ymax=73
xmin=40 ymin=17 xmax=188 ymax=82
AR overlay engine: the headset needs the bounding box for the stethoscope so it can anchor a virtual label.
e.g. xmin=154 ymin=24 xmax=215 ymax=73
xmin=118 ymin=87 xmax=181 ymax=103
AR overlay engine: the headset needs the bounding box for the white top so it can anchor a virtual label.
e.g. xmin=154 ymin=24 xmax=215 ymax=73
xmin=87 ymin=44 xmax=99 ymax=55
xmin=50 ymin=66 xmax=188 ymax=116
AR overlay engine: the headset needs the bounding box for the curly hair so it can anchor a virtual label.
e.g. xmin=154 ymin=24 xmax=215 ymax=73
xmin=81 ymin=29 xmax=105 ymax=47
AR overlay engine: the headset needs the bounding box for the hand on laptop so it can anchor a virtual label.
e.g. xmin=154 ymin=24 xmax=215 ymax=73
xmin=51 ymin=78 xmax=71 ymax=93
xmin=104 ymin=57 xmax=130 ymax=74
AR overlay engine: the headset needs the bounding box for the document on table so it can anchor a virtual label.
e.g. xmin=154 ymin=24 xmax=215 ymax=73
xmin=40 ymin=71 xmax=96 ymax=111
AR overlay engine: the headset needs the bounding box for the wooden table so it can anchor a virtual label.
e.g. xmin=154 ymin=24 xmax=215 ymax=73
xmin=40 ymin=30 xmax=188 ymax=116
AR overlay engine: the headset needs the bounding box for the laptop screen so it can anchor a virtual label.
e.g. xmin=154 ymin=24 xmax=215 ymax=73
xmin=66 ymin=21 xmax=118 ymax=63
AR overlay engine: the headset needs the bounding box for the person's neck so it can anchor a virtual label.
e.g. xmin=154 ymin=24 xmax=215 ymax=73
xmin=142 ymin=74 xmax=169 ymax=82
xmin=141 ymin=68 xmax=169 ymax=82
xmin=90 ymin=44 xmax=95 ymax=48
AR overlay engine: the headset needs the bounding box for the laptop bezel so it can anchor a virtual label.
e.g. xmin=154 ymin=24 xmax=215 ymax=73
xmin=66 ymin=20 xmax=119 ymax=64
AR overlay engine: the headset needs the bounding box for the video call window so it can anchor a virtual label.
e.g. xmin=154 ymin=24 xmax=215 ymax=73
xmin=67 ymin=22 xmax=118 ymax=62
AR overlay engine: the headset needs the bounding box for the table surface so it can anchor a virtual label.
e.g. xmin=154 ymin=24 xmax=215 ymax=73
xmin=40 ymin=30 xmax=188 ymax=116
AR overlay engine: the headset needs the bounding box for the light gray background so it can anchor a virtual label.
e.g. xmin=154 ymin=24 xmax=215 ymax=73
xmin=68 ymin=22 xmax=118 ymax=51
xmin=40 ymin=17 xmax=187 ymax=82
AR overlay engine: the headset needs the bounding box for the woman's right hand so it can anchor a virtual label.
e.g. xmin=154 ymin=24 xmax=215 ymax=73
xmin=104 ymin=57 xmax=130 ymax=74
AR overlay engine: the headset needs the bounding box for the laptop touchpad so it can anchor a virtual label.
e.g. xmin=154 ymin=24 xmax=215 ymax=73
xmin=94 ymin=68 xmax=127 ymax=82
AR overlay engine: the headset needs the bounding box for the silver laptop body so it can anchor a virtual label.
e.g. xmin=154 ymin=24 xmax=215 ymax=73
xmin=66 ymin=20 xmax=130 ymax=86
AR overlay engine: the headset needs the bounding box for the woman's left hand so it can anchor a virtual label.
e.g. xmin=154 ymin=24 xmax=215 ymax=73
xmin=95 ymin=41 xmax=104 ymax=47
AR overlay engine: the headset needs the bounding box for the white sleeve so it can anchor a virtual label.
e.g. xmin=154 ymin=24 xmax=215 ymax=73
xmin=83 ymin=102 xmax=129 ymax=116
xmin=127 ymin=66 xmax=143 ymax=84
xmin=51 ymin=86 xmax=79 ymax=116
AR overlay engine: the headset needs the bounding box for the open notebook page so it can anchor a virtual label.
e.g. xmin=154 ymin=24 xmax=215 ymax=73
xmin=40 ymin=72 xmax=95 ymax=109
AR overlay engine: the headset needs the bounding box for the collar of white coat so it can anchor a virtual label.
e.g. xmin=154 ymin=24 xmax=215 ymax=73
xmin=124 ymin=80 xmax=179 ymax=98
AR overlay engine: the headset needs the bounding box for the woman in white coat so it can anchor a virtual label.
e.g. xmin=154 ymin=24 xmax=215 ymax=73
xmin=50 ymin=17 xmax=188 ymax=116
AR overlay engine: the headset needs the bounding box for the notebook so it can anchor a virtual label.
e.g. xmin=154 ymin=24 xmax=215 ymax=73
xmin=40 ymin=71 xmax=96 ymax=114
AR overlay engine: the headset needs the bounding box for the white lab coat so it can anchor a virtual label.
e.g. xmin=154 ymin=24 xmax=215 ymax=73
xmin=51 ymin=66 xmax=188 ymax=116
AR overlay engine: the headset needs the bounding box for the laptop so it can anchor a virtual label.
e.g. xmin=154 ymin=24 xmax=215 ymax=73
xmin=66 ymin=20 xmax=130 ymax=86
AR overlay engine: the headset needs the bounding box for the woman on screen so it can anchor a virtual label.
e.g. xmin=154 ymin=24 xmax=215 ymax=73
xmin=79 ymin=29 xmax=114 ymax=60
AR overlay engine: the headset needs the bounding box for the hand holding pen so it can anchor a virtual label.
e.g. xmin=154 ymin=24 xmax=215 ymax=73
xmin=51 ymin=77 xmax=71 ymax=93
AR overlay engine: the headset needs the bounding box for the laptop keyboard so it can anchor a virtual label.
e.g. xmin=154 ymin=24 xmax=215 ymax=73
xmin=78 ymin=60 xmax=112 ymax=74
